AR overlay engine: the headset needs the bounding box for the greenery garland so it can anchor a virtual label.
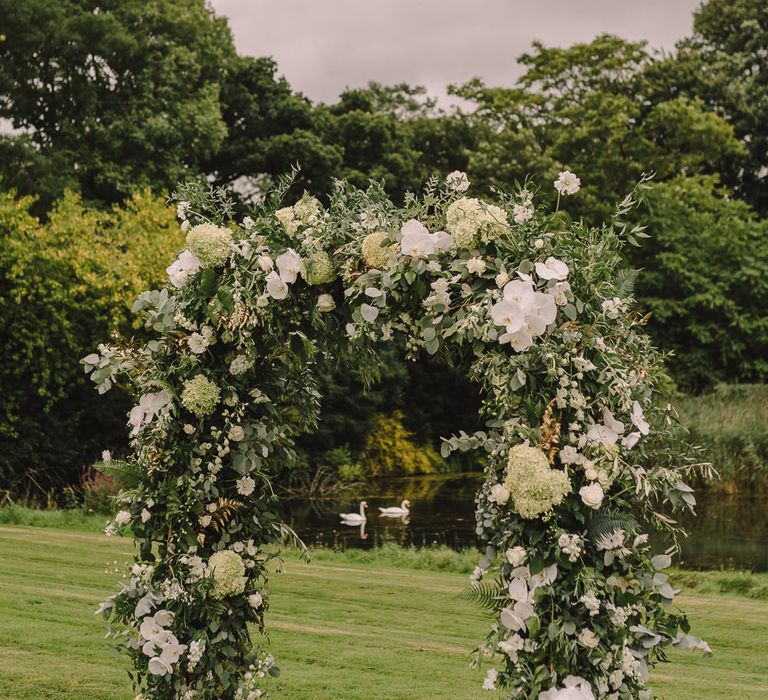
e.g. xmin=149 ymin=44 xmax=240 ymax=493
xmin=84 ymin=170 xmax=711 ymax=699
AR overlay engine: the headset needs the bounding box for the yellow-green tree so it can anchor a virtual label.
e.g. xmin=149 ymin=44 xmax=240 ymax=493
xmin=0 ymin=189 xmax=183 ymax=489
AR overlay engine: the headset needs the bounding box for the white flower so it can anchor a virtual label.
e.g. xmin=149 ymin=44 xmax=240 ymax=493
xmin=513 ymin=203 xmax=533 ymax=224
xmin=431 ymin=230 xmax=454 ymax=253
xmin=554 ymin=171 xmax=581 ymax=196
xmin=101 ymin=450 xmax=111 ymax=461
xmin=265 ymin=271 xmax=289 ymax=300
xmin=242 ymin=216 xmax=255 ymax=230
xmin=498 ymin=634 xmax=524 ymax=660
xmin=579 ymin=592 xmax=600 ymax=616
xmin=141 ymin=508 xmax=151 ymax=523
xmin=200 ymin=515 xmax=212 ymax=528
xmin=495 ymin=272 xmax=509 ymax=287
xmin=229 ymin=355 xmax=251 ymax=376
xmin=187 ymin=332 xmax=209 ymax=354
xmin=446 ymin=170 xmax=470 ymax=192
xmin=579 ymin=483 xmax=604 ymax=509
xmin=558 ymin=533 xmax=583 ymax=562
xmin=466 ymin=257 xmax=486 ymax=275
xmin=535 ymin=257 xmax=569 ymax=281
xmin=276 ymin=248 xmax=303 ymax=283
xmin=505 ymin=546 xmax=527 ymax=566
xmin=257 ymin=255 xmax=274 ymax=272
xmin=400 ymin=219 xmax=436 ymax=258
xmin=153 ymin=609 xmax=174 ymax=627
xmin=148 ymin=657 xmax=173 ymax=676
xmin=578 ymin=628 xmax=599 ymax=648
xmin=236 ymin=475 xmax=256 ymax=497
xmin=602 ymin=297 xmax=623 ymax=318
xmin=482 ymin=668 xmax=498 ymax=691
xmin=228 ymin=425 xmax=245 ymax=442
xmin=539 ymin=676 xmax=595 ymax=700
xmin=115 ymin=510 xmax=131 ymax=526
xmin=166 ymin=249 xmax=202 ymax=288
xmin=489 ymin=483 xmax=510 ymax=505
xmin=316 ymin=293 xmax=336 ymax=312
xmin=630 ymin=401 xmax=650 ymax=435
xmin=586 ymin=408 xmax=625 ymax=446
xmin=551 ymin=281 xmax=571 ymax=306
xmin=248 ymin=592 xmax=263 ymax=609
xmin=492 ymin=278 xmax=558 ymax=351
xmin=140 ymin=618 xmax=163 ymax=642
xmin=176 ymin=201 xmax=190 ymax=220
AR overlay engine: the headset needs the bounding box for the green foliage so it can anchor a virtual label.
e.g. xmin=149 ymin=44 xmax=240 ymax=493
xmin=0 ymin=189 xmax=183 ymax=488
xmin=633 ymin=176 xmax=768 ymax=389
xmin=363 ymin=411 xmax=446 ymax=476
xmin=677 ymin=385 xmax=768 ymax=491
xmin=0 ymin=0 xmax=234 ymax=206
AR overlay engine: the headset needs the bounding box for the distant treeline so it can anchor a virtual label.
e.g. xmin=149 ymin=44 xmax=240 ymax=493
xmin=0 ymin=0 xmax=766 ymax=494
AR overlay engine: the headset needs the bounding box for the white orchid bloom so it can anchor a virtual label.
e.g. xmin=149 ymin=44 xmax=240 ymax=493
xmin=148 ymin=656 xmax=173 ymax=676
xmin=535 ymin=256 xmax=569 ymax=281
xmin=400 ymin=219 xmax=436 ymax=257
xmin=276 ymin=248 xmax=303 ymax=283
xmin=265 ymin=271 xmax=289 ymax=300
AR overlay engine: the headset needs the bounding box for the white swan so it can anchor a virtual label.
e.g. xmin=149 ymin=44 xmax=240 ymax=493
xmin=378 ymin=499 xmax=411 ymax=517
xmin=339 ymin=500 xmax=367 ymax=525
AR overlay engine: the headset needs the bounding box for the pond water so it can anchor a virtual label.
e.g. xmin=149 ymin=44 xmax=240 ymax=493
xmin=281 ymin=473 xmax=768 ymax=571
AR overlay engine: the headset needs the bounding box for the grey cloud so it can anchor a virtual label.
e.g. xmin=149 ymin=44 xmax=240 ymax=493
xmin=210 ymin=0 xmax=701 ymax=103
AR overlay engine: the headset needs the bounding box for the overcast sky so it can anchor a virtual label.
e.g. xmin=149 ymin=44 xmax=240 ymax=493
xmin=210 ymin=0 xmax=703 ymax=104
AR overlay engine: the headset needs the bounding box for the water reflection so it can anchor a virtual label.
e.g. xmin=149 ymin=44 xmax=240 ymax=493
xmin=281 ymin=474 xmax=768 ymax=571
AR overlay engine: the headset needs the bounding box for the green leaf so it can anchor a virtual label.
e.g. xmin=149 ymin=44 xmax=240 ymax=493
xmin=200 ymin=268 xmax=218 ymax=297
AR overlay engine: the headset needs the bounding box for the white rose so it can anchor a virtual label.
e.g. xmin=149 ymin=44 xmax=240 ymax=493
xmin=316 ymin=293 xmax=336 ymax=312
xmin=578 ymin=628 xmax=599 ymax=648
xmin=489 ymin=483 xmax=510 ymax=505
xmin=505 ymin=546 xmax=527 ymax=566
xmin=187 ymin=332 xmax=209 ymax=354
xmin=183 ymin=424 xmax=195 ymax=435
xmin=236 ymin=475 xmax=256 ymax=497
xmin=495 ymin=272 xmax=509 ymax=287
xmin=200 ymin=515 xmax=212 ymax=527
xmin=248 ymin=592 xmax=263 ymax=609
xmin=228 ymin=425 xmax=245 ymax=442
xmin=141 ymin=508 xmax=151 ymax=523
xmin=579 ymin=483 xmax=604 ymax=509
xmin=466 ymin=257 xmax=486 ymax=274
xmin=101 ymin=450 xmax=112 ymax=461
xmin=114 ymin=510 xmax=131 ymax=525
xmin=166 ymin=249 xmax=201 ymax=288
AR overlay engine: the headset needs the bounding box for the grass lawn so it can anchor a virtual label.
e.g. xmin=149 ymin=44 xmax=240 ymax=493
xmin=0 ymin=525 xmax=766 ymax=699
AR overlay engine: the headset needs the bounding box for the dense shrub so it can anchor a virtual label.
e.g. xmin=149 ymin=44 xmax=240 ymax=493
xmin=0 ymin=189 xmax=183 ymax=489
xmin=363 ymin=410 xmax=445 ymax=476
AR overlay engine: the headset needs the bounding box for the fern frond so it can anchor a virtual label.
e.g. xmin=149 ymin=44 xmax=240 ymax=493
xmin=460 ymin=581 xmax=506 ymax=613
xmin=92 ymin=460 xmax=143 ymax=489
xmin=615 ymin=268 xmax=639 ymax=299
xmin=587 ymin=510 xmax=639 ymax=542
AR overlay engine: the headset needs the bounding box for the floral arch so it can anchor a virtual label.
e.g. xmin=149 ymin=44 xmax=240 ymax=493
xmin=84 ymin=170 xmax=710 ymax=700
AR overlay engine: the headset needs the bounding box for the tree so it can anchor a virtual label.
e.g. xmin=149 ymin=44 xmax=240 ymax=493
xmin=0 ymin=189 xmax=183 ymax=489
xmin=204 ymin=56 xmax=343 ymax=201
xmin=633 ymin=176 xmax=768 ymax=390
xmin=0 ymin=0 xmax=234 ymax=207
xmin=658 ymin=0 xmax=768 ymax=213
xmin=452 ymin=35 xmax=744 ymax=223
